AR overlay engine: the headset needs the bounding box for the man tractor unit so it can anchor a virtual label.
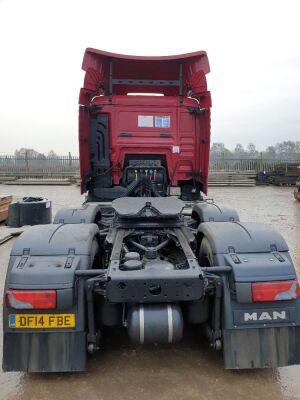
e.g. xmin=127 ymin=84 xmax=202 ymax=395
xmin=3 ymin=49 xmax=300 ymax=372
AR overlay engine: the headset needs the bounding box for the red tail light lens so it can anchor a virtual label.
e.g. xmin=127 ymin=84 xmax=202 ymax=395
xmin=4 ymin=290 xmax=56 ymax=309
xmin=252 ymin=280 xmax=300 ymax=302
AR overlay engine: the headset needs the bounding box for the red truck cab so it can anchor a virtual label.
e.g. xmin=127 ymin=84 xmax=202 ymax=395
xmin=79 ymin=49 xmax=211 ymax=201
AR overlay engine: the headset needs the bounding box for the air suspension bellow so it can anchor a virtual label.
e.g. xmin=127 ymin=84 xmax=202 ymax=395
xmin=124 ymin=252 xmax=140 ymax=261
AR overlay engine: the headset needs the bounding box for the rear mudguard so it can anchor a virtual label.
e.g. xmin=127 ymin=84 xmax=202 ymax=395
xmin=53 ymin=203 xmax=101 ymax=224
xmin=192 ymin=201 xmax=240 ymax=223
xmin=2 ymin=223 xmax=99 ymax=372
xmin=198 ymin=221 xmax=300 ymax=369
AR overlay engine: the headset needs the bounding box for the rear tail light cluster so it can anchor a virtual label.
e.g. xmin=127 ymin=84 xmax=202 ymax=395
xmin=252 ymin=280 xmax=300 ymax=302
xmin=4 ymin=290 xmax=57 ymax=309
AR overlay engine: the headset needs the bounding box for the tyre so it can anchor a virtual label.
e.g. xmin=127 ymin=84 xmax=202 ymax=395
xmin=198 ymin=237 xmax=214 ymax=267
xmin=198 ymin=236 xmax=221 ymax=349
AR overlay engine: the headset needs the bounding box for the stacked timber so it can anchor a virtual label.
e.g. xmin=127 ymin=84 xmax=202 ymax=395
xmin=0 ymin=226 xmax=26 ymax=245
xmin=0 ymin=195 xmax=12 ymax=222
xmin=208 ymin=171 xmax=256 ymax=187
xmin=0 ymin=172 xmax=79 ymax=185
xmin=5 ymin=178 xmax=72 ymax=185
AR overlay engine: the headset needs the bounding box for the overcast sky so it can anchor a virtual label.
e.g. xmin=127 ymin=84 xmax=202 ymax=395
xmin=0 ymin=0 xmax=299 ymax=154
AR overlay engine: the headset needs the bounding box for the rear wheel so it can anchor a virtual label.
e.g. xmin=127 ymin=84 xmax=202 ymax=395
xmin=198 ymin=236 xmax=222 ymax=350
xmin=90 ymin=237 xmax=100 ymax=267
xmin=198 ymin=237 xmax=214 ymax=267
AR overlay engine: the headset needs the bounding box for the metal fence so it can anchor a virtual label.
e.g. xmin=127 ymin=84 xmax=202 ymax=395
xmin=0 ymin=155 xmax=299 ymax=174
xmin=0 ymin=155 xmax=80 ymax=174
xmin=209 ymin=157 xmax=300 ymax=172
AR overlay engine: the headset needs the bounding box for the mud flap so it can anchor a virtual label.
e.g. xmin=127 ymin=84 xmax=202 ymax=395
xmin=221 ymin=271 xmax=300 ymax=369
xmin=3 ymin=332 xmax=86 ymax=372
xmin=221 ymin=272 xmax=300 ymax=369
xmin=223 ymin=327 xmax=300 ymax=369
xmin=198 ymin=221 xmax=300 ymax=369
xmin=2 ymin=223 xmax=99 ymax=372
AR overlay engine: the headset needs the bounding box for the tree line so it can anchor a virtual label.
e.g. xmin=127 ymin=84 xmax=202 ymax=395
xmin=14 ymin=148 xmax=65 ymax=158
xmin=210 ymin=141 xmax=300 ymax=160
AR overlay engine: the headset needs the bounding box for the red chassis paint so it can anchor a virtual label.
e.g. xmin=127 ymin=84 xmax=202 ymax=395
xmin=79 ymin=49 xmax=211 ymax=195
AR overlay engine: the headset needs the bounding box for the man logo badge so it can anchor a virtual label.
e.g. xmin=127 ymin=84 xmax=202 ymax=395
xmin=244 ymin=311 xmax=287 ymax=322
